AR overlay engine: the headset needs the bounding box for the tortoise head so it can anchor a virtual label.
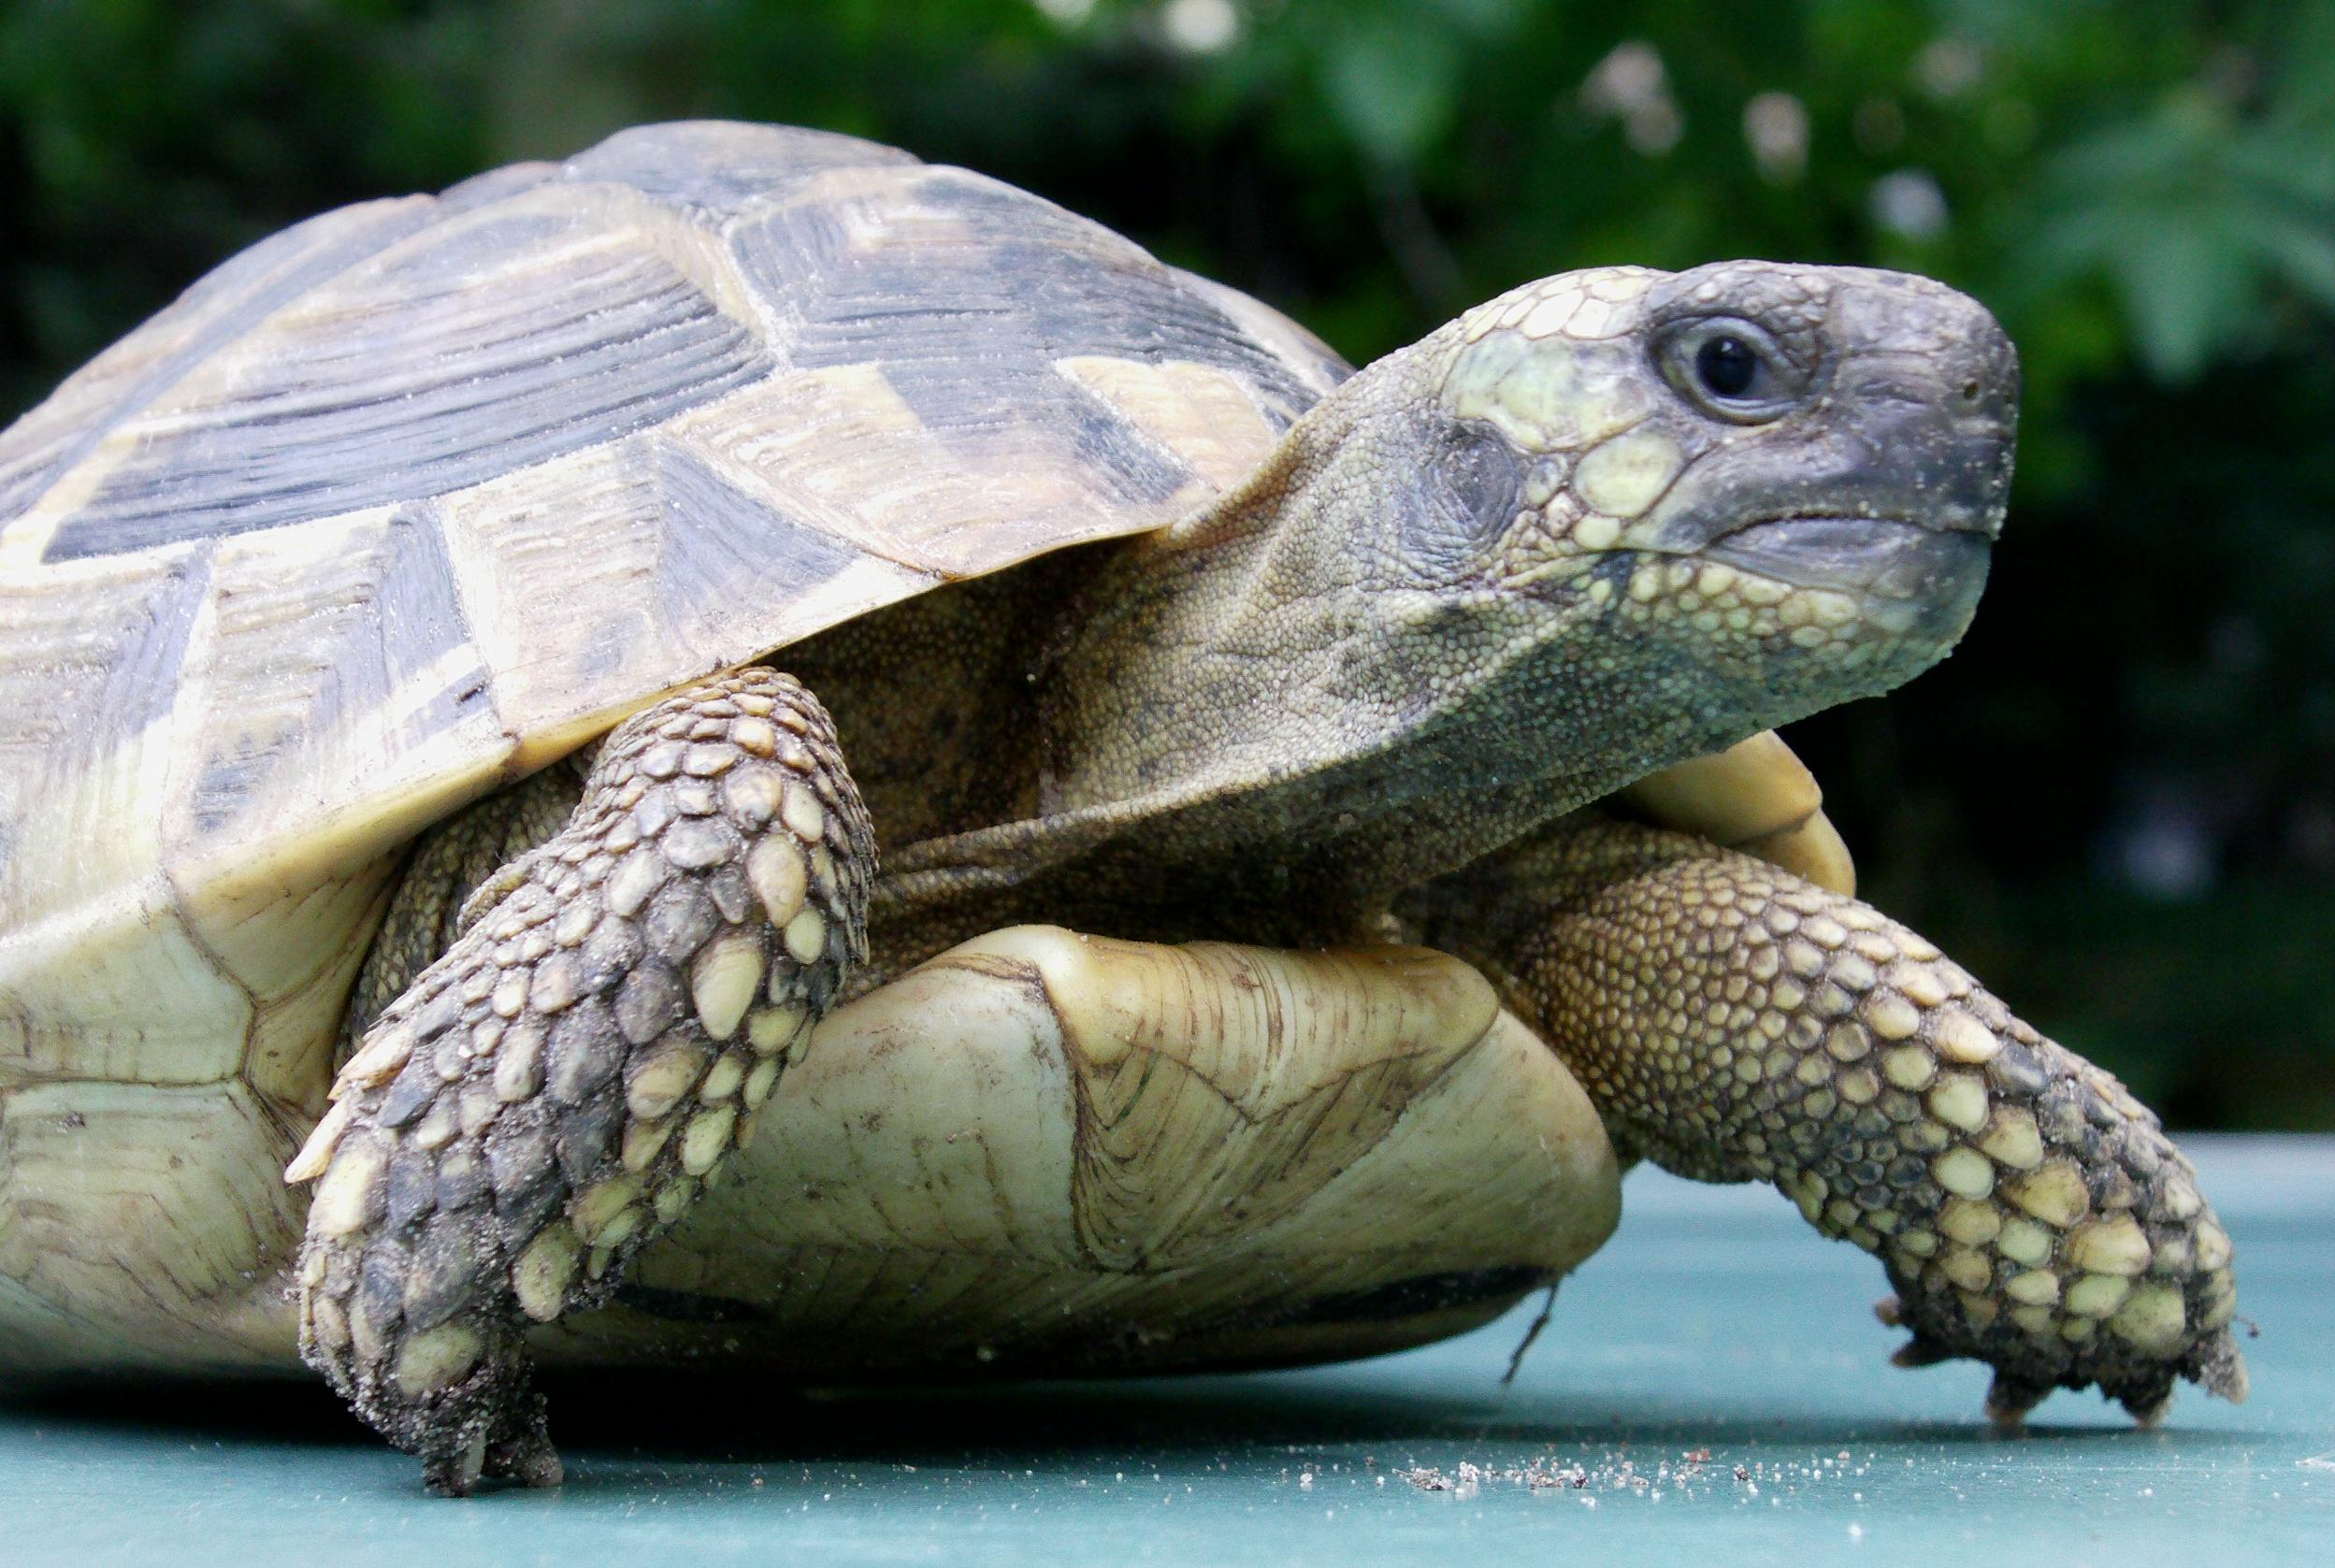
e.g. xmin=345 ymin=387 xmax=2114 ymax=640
xmin=1425 ymin=261 xmax=2016 ymax=699
xmin=1040 ymin=261 xmax=2016 ymax=842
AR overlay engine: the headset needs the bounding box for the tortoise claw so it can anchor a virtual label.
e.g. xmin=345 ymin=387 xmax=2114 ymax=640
xmin=422 ymin=1430 xmax=488 ymax=1498
xmin=484 ymin=1419 xmax=565 ymax=1489
xmin=1984 ymin=1371 xmax=2049 ymax=1431
xmin=2197 ymin=1333 xmax=2252 ymax=1403
xmin=1891 ymin=1337 xmax=1953 ymax=1370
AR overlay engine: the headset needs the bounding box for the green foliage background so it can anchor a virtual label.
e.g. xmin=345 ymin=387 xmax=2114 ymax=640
xmin=4 ymin=0 xmax=2329 ymax=1126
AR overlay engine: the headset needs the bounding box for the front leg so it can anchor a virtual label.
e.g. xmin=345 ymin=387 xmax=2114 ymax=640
xmin=1410 ymin=815 xmax=2246 ymax=1427
xmin=284 ymin=669 xmax=872 ymax=1493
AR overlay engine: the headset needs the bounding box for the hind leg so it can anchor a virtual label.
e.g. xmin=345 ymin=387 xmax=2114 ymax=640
xmin=286 ymin=669 xmax=872 ymax=1494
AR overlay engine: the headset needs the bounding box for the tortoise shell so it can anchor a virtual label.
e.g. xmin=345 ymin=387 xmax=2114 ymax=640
xmin=0 ymin=122 xmax=1358 ymax=1361
xmin=0 ymin=122 xmax=1346 ymax=1090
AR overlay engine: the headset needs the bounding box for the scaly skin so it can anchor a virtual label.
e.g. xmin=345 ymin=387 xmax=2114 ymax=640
xmin=289 ymin=670 xmax=872 ymax=1494
xmin=1412 ymin=817 xmax=2246 ymax=1424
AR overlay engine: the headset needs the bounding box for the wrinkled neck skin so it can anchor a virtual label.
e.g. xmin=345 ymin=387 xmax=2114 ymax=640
xmin=886 ymin=337 xmax=1856 ymax=944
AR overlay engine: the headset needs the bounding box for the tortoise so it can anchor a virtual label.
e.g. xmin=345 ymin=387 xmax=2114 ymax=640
xmin=0 ymin=121 xmax=2245 ymax=1494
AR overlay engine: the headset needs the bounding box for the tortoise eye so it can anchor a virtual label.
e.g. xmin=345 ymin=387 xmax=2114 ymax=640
xmin=1696 ymin=336 xmax=1760 ymax=398
xmin=1659 ymin=317 xmax=1802 ymax=423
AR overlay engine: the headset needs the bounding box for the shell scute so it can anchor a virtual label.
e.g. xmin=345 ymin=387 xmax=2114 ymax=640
xmin=37 ymin=194 xmax=776 ymax=563
xmin=0 ymin=195 xmax=440 ymax=539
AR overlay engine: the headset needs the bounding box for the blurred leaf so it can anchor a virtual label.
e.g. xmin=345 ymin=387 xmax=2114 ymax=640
xmin=1316 ymin=11 xmax=1462 ymax=165
xmin=2235 ymin=200 xmax=2335 ymax=313
xmin=2110 ymin=220 xmax=2257 ymax=380
xmin=1417 ymin=0 xmax=1526 ymax=37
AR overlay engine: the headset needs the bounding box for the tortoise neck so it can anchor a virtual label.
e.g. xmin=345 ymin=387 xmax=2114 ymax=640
xmin=1020 ymin=387 xmax=1700 ymax=907
xmin=874 ymin=390 xmax=1770 ymax=950
xmin=1031 ymin=386 xmax=1388 ymax=820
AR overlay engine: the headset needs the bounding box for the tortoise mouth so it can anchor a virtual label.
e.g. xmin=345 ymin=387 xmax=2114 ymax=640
xmin=1703 ymin=514 xmax=1992 ymax=606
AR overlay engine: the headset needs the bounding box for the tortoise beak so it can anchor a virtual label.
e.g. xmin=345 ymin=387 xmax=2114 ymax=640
xmin=1704 ymin=515 xmax=1991 ymax=643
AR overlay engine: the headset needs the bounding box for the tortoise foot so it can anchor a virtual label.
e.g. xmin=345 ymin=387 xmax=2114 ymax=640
xmin=285 ymin=669 xmax=872 ymax=1491
xmin=1419 ymin=817 xmax=2249 ymax=1429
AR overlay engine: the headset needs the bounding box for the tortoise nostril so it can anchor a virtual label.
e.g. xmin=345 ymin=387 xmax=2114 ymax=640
xmin=1960 ymin=380 xmax=1981 ymax=402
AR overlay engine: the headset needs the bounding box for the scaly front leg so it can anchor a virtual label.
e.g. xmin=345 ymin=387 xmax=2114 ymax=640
xmin=285 ymin=669 xmax=873 ymax=1493
xmin=1411 ymin=815 xmax=2246 ymax=1426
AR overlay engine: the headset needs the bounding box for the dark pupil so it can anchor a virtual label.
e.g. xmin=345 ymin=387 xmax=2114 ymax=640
xmin=1696 ymin=335 xmax=1760 ymax=398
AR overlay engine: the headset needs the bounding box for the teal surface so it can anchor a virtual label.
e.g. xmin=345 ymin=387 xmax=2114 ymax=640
xmin=3 ymin=1137 xmax=2326 ymax=1568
